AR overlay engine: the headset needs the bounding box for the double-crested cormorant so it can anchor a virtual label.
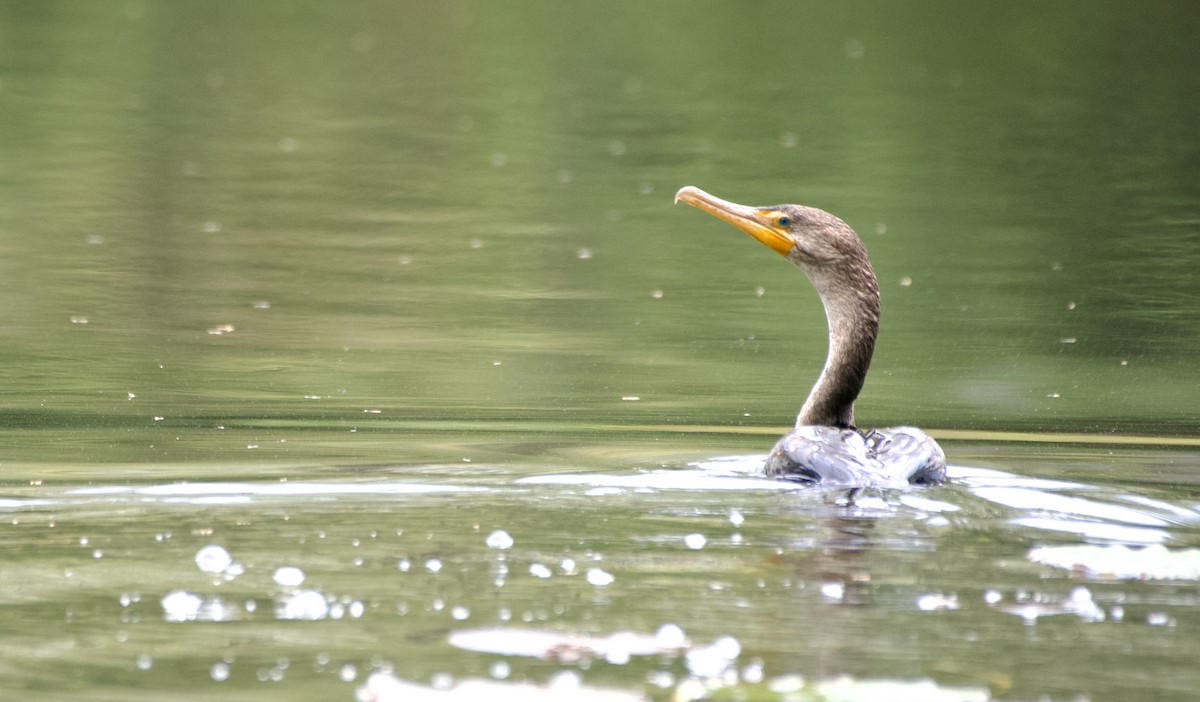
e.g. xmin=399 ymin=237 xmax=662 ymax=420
xmin=675 ymin=186 xmax=946 ymax=488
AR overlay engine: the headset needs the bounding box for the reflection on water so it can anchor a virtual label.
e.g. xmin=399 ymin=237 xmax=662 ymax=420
xmin=4 ymin=445 xmax=1200 ymax=700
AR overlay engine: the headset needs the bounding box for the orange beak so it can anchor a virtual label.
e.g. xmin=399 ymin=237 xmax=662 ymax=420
xmin=674 ymin=186 xmax=795 ymax=257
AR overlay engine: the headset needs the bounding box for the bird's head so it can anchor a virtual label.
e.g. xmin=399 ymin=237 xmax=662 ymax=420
xmin=674 ymin=186 xmax=864 ymax=270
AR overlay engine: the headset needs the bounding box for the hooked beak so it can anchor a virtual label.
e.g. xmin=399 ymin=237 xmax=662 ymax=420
xmin=674 ymin=186 xmax=795 ymax=257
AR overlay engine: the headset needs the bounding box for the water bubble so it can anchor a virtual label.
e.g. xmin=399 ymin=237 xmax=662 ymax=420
xmin=135 ymin=654 xmax=153 ymax=671
xmin=819 ymin=582 xmax=845 ymax=600
xmin=529 ymin=563 xmax=552 ymax=579
xmin=916 ymin=592 xmax=960 ymax=611
xmin=451 ymin=605 xmax=470 ymax=620
xmin=162 ymin=590 xmax=204 ymax=622
xmin=898 ymin=276 xmax=913 ymax=287
xmin=586 ymin=568 xmax=615 ymax=586
xmin=195 ymin=545 xmax=233 ymax=574
xmin=655 ymin=623 xmax=687 ymax=648
xmin=489 ymin=660 xmax=510 ymax=679
xmin=742 ymin=659 xmax=765 ymax=684
xmin=548 ymin=670 xmax=582 ymax=692
xmin=278 ymin=590 xmax=329 ymax=621
xmin=576 ymin=248 xmax=593 ymax=260
xmin=728 ymin=509 xmax=745 ymax=526
xmin=338 ymin=663 xmax=358 ymax=682
xmin=424 ymin=558 xmax=443 ymax=573
xmin=210 ymin=662 xmax=231 ymax=682
xmin=684 ymin=533 xmax=707 ymax=550
xmin=273 ymin=566 xmax=305 ymax=587
xmin=485 ymin=530 xmax=514 ymax=550
xmin=1147 ymin=611 xmax=1172 ymax=626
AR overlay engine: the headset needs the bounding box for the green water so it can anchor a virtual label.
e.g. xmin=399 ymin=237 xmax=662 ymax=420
xmin=2 ymin=1 xmax=1200 ymax=700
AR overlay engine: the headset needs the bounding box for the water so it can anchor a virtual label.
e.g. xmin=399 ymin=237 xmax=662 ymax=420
xmin=2 ymin=1 xmax=1200 ymax=700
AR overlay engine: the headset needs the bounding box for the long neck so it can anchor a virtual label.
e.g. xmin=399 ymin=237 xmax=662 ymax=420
xmin=794 ymin=261 xmax=880 ymax=429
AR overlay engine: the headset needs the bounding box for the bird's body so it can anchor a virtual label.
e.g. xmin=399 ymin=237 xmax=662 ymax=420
xmin=675 ymin=186 xmax=946 ymax=488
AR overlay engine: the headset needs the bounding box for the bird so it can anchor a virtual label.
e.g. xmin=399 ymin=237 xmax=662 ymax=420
xmin=674 ymin=186 xmax=946 ymax=488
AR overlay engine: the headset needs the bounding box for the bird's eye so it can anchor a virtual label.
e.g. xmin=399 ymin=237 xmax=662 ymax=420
xmin=777 ymin=216 xmax=791 ymax=227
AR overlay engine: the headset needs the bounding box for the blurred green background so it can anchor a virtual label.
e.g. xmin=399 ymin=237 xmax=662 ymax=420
xmin=2 ymin=0 xmax=1198 ymax=466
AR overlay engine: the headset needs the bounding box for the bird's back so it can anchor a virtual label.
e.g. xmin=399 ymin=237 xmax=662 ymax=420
xmin=764 ymin=426 xmax=946 ymax=488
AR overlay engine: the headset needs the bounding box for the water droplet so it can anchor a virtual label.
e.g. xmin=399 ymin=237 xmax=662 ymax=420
xmin=586 ymin=568 xmax=615 ymax=586
xmin=819 ymin=582 xmax=845 ymax=600
xmin=195 ymin=545 xmax=233 ymax=574
xmin=210 ymin=662 xmax=231 ymax=682
xmin=485 ymin=530 xmax=514 ymax=550
xmin=273 ymin=566 xmax=305 ymax=587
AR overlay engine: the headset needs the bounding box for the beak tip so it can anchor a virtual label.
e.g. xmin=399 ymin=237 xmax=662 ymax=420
xmin=674 ymin=185 xmax=699 ymax=205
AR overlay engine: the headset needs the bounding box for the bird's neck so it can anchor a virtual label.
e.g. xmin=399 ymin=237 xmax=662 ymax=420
xmin=795 ymin=263 xmax=880 ymax=429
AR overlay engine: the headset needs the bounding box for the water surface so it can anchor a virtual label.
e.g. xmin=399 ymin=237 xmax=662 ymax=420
xmin=2 ymin=1 xmax=1199 ymax=700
